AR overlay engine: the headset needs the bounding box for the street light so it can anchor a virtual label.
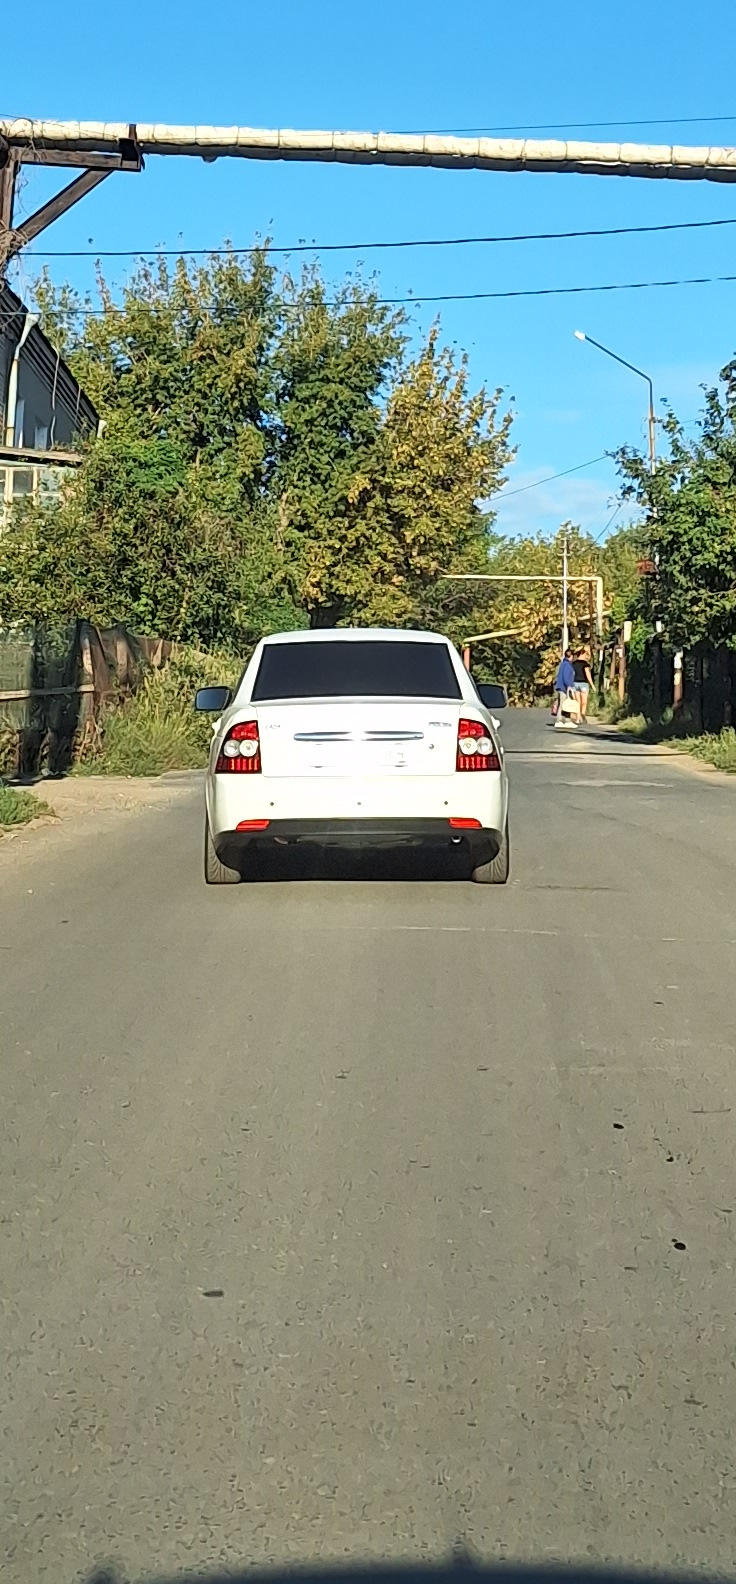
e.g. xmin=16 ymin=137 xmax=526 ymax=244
xmin=574 ymin=330 xmax=656 ymax=475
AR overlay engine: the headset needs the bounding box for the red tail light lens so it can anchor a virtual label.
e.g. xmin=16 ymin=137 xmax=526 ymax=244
xmin=456 ymin=717 xmax=500 ymax=772
xmin=216 ymin=720 xmax=261 ymax=774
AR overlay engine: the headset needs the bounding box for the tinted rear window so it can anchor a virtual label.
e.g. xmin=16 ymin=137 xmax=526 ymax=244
xmin=252 ymin=640 xmax=462 ymax=700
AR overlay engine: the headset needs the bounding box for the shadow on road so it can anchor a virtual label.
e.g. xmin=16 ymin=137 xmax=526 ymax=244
xmin=506 ymin=724 xmax=675 ymax=757
xmin=238 ymin=843 xmax=474 ymax=883
xmin=85 ymin=1559 xmax=729 ymax=1584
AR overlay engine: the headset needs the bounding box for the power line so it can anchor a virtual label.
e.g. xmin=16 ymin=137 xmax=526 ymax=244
xmin=592 ymin=501 xmax=625 ymax=543
xmin=373 ymin=271 xmax=736 ymax=306
xmin=406 ymin=113 xmax=736 ymax=135
xmin=20 ymin=213 xmax=736 ymax=259
xmin=499 ymin=456 xmax=610 ymax=500
xmin=4 ymin=267 xmax=736 ymax=323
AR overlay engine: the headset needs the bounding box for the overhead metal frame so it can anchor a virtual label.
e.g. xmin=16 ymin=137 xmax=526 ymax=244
xmin=3 ymin=118 xmax=736 ymax=178
xmin=0 ymin=125 xmax=142 ymax=272
xmin=2 ymin=114 xmax=736 ymax=272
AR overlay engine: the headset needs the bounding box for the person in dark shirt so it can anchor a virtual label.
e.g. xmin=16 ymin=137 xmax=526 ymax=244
xmin=553 ymin=650 xmax=578 ymax=727
xmin=572 ymin=650 xmax=593 ymax=721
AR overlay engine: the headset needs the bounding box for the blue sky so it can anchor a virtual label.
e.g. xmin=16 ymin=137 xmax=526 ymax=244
xmin=7 ymin=0 xmax=736 ymax=540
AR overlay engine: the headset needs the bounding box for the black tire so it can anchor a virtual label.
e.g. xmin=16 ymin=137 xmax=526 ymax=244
xmin=204 ymin=816 xmax=241 ymax=885
xmin=471 ymin=821 xmax=510 ymax=885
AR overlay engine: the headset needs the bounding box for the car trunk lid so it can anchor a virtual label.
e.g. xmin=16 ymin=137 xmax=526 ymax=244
xmin=256 ymin=699 xmax=460 ymax=777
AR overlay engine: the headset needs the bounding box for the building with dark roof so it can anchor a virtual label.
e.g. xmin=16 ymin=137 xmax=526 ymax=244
xmin=0 ymin=281 xmax=99 ymax=516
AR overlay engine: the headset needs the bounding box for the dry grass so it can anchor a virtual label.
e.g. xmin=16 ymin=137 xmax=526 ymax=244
xmin=77 ymin=647 xmax=242 ymax=777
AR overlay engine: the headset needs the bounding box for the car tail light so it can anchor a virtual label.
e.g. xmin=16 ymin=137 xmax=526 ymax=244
xmin=216 ymin=720 xmax=261 ymax=774
xmin=456 ymin=717 xmax=500 ymax=772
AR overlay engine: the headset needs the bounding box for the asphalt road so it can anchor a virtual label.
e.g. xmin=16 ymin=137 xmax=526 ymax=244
xmin=4 ymin=710 xmax=736 ymax=1583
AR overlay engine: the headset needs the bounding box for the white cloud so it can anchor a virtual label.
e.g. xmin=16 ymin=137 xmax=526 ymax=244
xmin=540 ymin=408 xmax=586 ymax=426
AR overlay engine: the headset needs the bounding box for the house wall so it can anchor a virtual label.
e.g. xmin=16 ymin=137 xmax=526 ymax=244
xmin=0 ymin=300 xmax=23 ymax=436
xmin=0 ymin=286 xmax=98 ymax=516
xmin=15 ymin=327 xmax=97 ymax=448
xmin=0 ymin=286 xmax=98 ymax=447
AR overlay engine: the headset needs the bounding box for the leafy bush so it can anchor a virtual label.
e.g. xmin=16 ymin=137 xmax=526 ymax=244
xmin=684 ymin=727 xmax=736 ymax=772
xmin=607 ymin=708 xmax=736 ymax=770
xmin=0 ymin=786 xmax=53 ymax=827
xmin=78 ymin=646 xmax=243 ymax=777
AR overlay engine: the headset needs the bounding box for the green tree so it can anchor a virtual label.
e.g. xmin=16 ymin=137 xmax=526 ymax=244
xmin=617 ymin=366 xmax=736 ymax=650
xmin=7 ymin=252 xmax=514 ymax=646
xmin=271 ymin=272 xmax=407 ymax=625
xmin=37 ymin=251 xmax=279 ymax=494
xmin=0 ymin=434 xmax=292 ymax=647
xmin=363 ymin=330 xmax=514 ymax=628
xmin=436 ymin=522 xmax=641 ymax=702
xmin=20 ymin=253 xmax=294 ymax=644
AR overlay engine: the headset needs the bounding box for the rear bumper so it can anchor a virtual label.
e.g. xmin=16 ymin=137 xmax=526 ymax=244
xmin=215 ymin=817 xmax=503 ymax=866
xmin=210 ymin=770 xmax=506 ymax=833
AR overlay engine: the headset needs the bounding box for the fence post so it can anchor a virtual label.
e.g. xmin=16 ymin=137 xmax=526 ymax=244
xmin=673 ymin=651 xmax=683 ymax=714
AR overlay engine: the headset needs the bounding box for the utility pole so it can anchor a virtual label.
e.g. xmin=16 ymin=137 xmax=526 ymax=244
xmin=562 ymin=529 xmax=569 ymax=655
xmin=647 ymin=391 xmax=657 ymax=476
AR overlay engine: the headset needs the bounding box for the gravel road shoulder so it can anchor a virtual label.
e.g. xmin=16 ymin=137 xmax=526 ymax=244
xmin=0 ymin=770 xmax=202 ymax=868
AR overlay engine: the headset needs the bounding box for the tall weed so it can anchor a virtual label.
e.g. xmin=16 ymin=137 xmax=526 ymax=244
xmin=79 ymin=647 xmax=242 ymax=777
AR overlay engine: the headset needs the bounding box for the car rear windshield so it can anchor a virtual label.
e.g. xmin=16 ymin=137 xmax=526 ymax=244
xmin=251 ymin=640 xmax=462 ymax=700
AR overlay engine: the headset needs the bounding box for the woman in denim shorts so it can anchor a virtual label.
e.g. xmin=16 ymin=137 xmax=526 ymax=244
xmin=572 ymin=651 xmax=593 ymax=721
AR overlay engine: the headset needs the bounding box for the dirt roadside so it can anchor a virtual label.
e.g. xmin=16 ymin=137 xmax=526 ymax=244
xmin=0 ymin=771 xmax=202 ymax=868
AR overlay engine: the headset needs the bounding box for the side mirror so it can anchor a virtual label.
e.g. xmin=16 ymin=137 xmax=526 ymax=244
xmin=476 ymin=682 xmax=507 ymax=711
xmin=195 ymin=686 xmax=232 ymax=712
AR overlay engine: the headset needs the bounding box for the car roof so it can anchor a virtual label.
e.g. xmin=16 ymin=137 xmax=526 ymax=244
xmin=261 ymin=628 xmax=452 ymax=646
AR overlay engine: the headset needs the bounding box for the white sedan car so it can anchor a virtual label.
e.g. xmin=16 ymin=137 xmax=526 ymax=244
xmin=195 ymin=628 xmax=509 ymax=885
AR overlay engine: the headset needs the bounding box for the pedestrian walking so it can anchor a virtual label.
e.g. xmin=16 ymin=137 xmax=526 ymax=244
xmin=552 ymin=650 xmax=579 ymax=728
xmin=572 ymin=650 xmax=594 ymax=722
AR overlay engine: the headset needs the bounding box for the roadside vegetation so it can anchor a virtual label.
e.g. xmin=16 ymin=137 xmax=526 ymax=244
xmin=596 ymin=698 xmax=736 ymax=773
xmin=0 ymin=785 xmax=54 ymax=829
xmin=76 ymin=648 xmax=242 ymax=777
xmin=611 ymin=364 xmax=736 ymax=761
xmin=2 ymin=245 xmax=724 ymax=778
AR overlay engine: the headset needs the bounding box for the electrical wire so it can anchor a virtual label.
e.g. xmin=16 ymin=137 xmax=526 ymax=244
xmin=499 ymin=456 xmax=610 ymax=500
xmin=592 ymin=501 xmax=625 ymax=543
xmin=4 ymin=268 xmax=736 ymax=322
xmin=20 ymin=213 xmax=736 ymax=259
xmin=372 ymin=272 xmax=736 ymax=306
xmin=404 ymin=113 xmax=736 ymax=135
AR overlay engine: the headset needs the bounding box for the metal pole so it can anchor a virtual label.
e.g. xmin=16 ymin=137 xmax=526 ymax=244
xmin=575 ymin=331 xmax=656 ymax=474
xmin=562 ymin=530 xmax=569 ymax=654
xmin=646 ymin=380 xmax=656 ymax=476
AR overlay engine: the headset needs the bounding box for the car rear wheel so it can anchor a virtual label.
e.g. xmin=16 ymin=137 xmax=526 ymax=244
xmin=204 ymin=816 xmax=241 ymax=885
xmin=471 ymin=821 xmax=510 ymax=885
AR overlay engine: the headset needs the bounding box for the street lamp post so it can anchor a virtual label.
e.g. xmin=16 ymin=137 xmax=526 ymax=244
xmin=574 ymin=330 xmax=656 ymax=475
xmin=575 ymin=329 xmax=659 ymax=708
